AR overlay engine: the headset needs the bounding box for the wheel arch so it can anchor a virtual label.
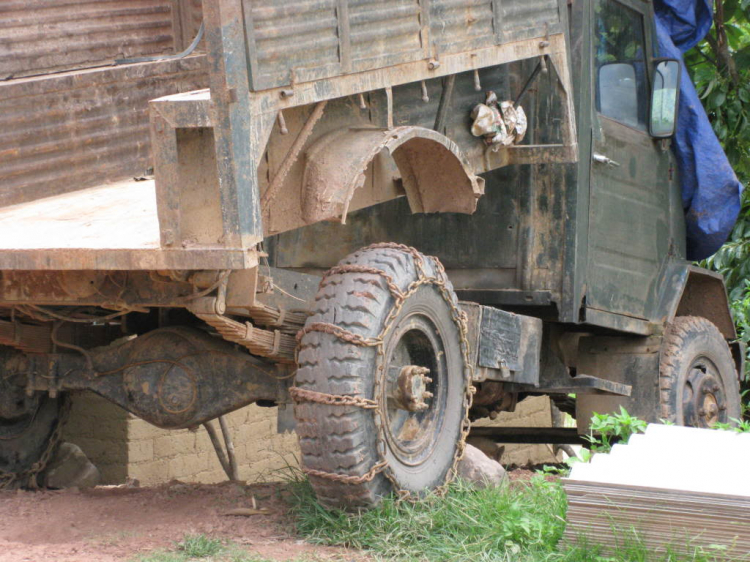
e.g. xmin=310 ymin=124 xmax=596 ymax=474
xmin=301 ymin=126 xmax=485 ymax=225
xmin=661 ymin=265 xmax=743 ymax=377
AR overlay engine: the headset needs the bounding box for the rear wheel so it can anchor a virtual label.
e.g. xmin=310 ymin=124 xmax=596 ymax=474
xmin=294 ymin=244 xmax=471 ymax=509
xmin=1 ymin=359 xmax=68 ymax=488
xmin=659 ymin=316 xmax=741 ymax=427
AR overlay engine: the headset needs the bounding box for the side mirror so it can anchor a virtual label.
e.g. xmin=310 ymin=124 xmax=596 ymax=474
xmin=650 ymin=59 xmax=681 ymax=138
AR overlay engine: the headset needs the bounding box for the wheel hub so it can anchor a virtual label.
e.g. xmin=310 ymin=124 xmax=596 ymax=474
xmin=392 ymin=365 xmax=433 ymax=412
xmin=382 ymin=313 xmax=447 ymax=467
xmin=683 ymin=359 xmax=728 ymax=427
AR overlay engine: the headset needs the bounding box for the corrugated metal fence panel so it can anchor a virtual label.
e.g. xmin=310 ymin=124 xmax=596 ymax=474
xmin=0 ymin=56 xmax=208 ymax=206
xmin=430 ymin=0 xmax=496 ymax=54
xmin=0 ymin=0 xmax=176 ymax=77
xmin=248 ymin=0 xmax=341 ymax=90
xmin=349 ymin=0 xmax=423 ymax=71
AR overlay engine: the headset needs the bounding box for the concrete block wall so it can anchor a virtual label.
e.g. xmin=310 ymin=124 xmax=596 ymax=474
xmin=62 ymin=391 xmax=129 ymax=484
xmin=474 ymin=395 xmax=561 ymax=466
xmin=63 ymin=391 xmax=299 ymax=486
xmin=63 ymin=392 xmax=558 ymax=486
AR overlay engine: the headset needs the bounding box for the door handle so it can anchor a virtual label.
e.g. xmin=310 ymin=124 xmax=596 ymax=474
xmin=593 ymin=152 xmax=620 ymax=167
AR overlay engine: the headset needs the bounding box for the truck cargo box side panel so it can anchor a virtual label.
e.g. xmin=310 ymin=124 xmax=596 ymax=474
xmin=243 ymin=0 xmax=563 ymax=91
xmin=0 ymin=56 xmax=208 ymax=207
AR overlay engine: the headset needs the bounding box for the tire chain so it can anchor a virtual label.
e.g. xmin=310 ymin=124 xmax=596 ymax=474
xmin=0 ymin=395 xmax=71 ymax=491
xmin=292 ymin=242 xmax=475 ymax=499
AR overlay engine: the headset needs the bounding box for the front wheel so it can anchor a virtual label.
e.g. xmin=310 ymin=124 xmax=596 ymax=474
xmin=293 ymin=244 xmax=472 ymax=509
xmin=659 ymin=316 xmax=741 ymax=427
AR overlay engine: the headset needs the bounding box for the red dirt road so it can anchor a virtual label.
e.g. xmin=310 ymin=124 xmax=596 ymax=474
xmin=0 ymin=481 xmax=361 ymax=562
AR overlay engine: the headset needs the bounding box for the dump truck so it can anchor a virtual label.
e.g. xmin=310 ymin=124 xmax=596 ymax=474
xmin=0 ymin=0 xmax=742 ymax=508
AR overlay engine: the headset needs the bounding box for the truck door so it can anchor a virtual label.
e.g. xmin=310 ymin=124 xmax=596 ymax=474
xmin=585 ymin=0 xmax=671 ymax=325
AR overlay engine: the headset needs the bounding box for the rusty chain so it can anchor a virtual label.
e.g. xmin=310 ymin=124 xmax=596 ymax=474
xmin=0 ymin=395 xmax=71 ymax=491
xmin=303 ymin=460 xmax=389 ymax=485
xmin=296 ymin=322 xmax=382 ymax=347
xmin=292 ymin=243 xmax=474 ymax=498
xmin=289 ymin=387 xmax=379 ymax=410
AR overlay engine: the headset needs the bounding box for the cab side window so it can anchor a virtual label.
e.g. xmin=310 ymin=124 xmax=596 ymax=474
xmin=594 ymin=0 xmax=649 ymax=131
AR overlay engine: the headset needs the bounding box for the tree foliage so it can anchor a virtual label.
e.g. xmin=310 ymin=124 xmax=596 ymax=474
xmin=690 ymin=1 xmax=750 ymax=366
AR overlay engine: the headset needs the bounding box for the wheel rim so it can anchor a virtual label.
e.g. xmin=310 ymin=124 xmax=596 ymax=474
xmin=382 ymin=312 xmax=448 ymax=467
xmin=682 ymin=356 xmax=729 ymax=427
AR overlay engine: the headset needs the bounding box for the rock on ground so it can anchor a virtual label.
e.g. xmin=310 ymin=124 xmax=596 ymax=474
xmin=43 ymin=442 xmax=100 ymax=489
xmin=457 ymin=444 xmax=507 ymax=488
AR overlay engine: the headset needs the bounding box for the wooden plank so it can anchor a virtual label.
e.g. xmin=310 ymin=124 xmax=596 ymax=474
xmin=563 ymin=425 xmax=750 ymax=560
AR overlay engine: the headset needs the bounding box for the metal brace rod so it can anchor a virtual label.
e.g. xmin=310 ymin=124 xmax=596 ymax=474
xmin=514 ymin=55 xmax=549 ymax=107
xmin=433 ymin=74 xmax=456 ymax=133
xmin=203 ymin=416 xmax=240 ymax=481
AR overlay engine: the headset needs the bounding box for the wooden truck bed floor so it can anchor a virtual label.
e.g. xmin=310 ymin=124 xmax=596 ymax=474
xmin=0 ymin=179 xmax=257 ymax=271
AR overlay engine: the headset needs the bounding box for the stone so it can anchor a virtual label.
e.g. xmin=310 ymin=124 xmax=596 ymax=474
xmin=467 ymin=436 xmax=506 ymax=462
xmin=43 ymin=442 xmax=101 ymax=489
xmin=457 ymin=444 xmax=507 ymax=488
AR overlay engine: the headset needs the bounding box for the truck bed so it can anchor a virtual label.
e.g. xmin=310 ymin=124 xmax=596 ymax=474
xmin=0 ymin=180 xmax=256 ymax=271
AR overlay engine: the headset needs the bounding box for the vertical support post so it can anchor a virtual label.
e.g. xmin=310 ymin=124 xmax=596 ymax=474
xmin=203 ymin=0 xmax=264 ymax=248
xmin=150 ymin=108 xmax=181 ymax=247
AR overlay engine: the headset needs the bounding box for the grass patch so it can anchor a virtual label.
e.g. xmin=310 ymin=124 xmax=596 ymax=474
xmin=177 ymin=534 xmax=225 ymax=558
xmin=286 ymin=476 xmax=729 ymax=562
xmin=132 ymin=533 xmax=290 ymax=562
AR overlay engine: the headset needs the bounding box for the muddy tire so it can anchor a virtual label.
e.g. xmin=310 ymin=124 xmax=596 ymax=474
xmin=660 ymin=316 xmax=741 ymax=427
xmin=294 ymin=245 xmax=469 ymax=509
xmin=0 ymin=391 xmax=67 ymax=488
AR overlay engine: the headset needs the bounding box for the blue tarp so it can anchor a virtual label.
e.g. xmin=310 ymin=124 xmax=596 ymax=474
xmin=653 ymin=0 xmax=742 ymax=260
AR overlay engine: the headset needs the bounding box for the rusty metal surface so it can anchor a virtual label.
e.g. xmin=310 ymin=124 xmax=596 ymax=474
xmin=0 ymin=0 xmax=176 ymax=77
xmin=0 ymin=56 xmax=207 ymax=207
xmin=12 ymin=327 xmax=288 ymax=429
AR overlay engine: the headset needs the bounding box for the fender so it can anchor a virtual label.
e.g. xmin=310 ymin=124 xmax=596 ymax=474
xmin=301 ymin=126 xmax=485 ymax=224
xmin=657 ymin=263 xmax=743 ymax=375
xmin=658 ymin=264 xmax=736 ymax=339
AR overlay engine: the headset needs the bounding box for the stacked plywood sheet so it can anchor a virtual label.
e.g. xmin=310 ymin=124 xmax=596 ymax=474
xmin=563 ymin=424 xmax=750 ymax=559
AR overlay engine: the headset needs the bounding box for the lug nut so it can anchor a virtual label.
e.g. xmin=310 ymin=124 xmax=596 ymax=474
xmin=423 ymin=391 xmax=434 ymax=400
xmin=423 ymin=376 xmax=433 ymax=384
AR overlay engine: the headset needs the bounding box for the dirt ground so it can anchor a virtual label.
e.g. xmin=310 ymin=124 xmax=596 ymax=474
xmin=0 ymin=481 xmax=364 ymax=562
xmin=0 ymin=469 xmax=546 ymax=562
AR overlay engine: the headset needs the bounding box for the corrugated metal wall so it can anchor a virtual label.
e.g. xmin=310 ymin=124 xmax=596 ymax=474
xmin=0 ymin=0 xmax=186 ymax=77
xmin=0 ymin=57 xmax=208 ymax=206
xmin=0 ymin=0 xmax=207 ymax=205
